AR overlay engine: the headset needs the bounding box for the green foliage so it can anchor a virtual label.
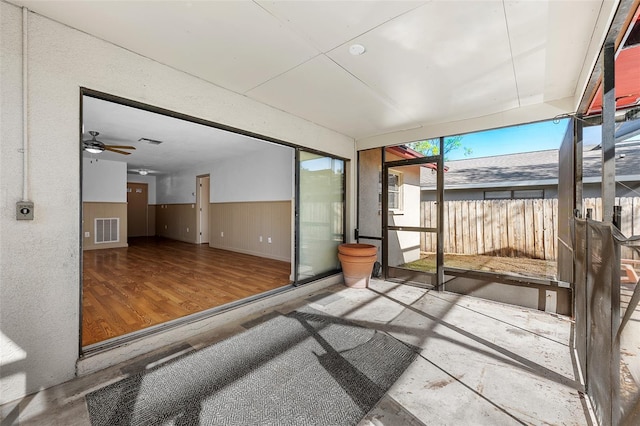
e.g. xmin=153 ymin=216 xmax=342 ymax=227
xmin=407 ymin=135 xmax=471 ymax=160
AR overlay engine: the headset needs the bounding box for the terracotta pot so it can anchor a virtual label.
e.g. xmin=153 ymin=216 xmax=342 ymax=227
xmin=338 ymin=243 xmax=378 ymax=288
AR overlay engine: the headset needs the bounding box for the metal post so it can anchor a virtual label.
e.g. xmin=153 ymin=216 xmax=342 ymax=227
xmin=575 ymin=117 xmax=583 ymax=215
xmin=601 ymin=41 xmax=616 ymax=223
xmin=436 ymin=137 xmax=445 ymax=291
xmin=382 ymin=148 xmax=388 ymax=281
xmin=613 ymin=205 xmax=622 ymax=230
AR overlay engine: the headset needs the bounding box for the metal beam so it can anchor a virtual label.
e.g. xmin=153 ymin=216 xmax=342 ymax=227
xmin=436 ymin=137 xmax=445 ymax=291
xmin=601 ymin=41 xmax=616 ymax=223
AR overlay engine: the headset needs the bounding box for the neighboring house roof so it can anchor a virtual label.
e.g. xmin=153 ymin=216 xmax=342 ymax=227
xmin=421 ymin=144 xmax=640 ymax=189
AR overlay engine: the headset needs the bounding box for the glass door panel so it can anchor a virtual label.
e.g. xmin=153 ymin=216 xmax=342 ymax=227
xmin=296 ymin=151 xmax=345 ymax=282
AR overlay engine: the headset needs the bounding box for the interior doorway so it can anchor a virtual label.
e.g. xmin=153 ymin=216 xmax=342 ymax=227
xmin=197 ymin=175 xmax=210 ymax=244
xmin=127 ymin=182 xmax=149 ymax=237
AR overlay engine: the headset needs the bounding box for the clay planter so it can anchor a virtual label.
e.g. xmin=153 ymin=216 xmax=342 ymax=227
xmin=338 ymin=243 xmax=378 ymax=288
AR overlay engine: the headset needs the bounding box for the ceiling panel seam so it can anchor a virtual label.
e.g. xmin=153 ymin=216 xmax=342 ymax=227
xmin=501 ymin=0 xmax=522 ymax=108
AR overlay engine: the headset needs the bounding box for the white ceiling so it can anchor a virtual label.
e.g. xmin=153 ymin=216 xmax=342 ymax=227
xmin=11 ymin=0 xmax=617 ymax=172
xmin=82 ymin=96 xmax=287 ymax=174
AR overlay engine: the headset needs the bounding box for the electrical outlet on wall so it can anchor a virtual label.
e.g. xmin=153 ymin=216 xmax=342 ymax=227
xmin=221 ymin=231 xmax=224 ymax=237
xmin=84 ymin=232 xmax=90 ymax=238
xmin=268 ymin=237 xmax=272 ymax=244
xmin=259 ymin=236 xmax=263 ymax=242
xmin=186 ymin=227 xmax=189 ymax=232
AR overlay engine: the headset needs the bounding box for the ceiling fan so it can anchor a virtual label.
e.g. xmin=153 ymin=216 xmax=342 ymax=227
xmin=83 ymin=131 xmax=136 ymax=155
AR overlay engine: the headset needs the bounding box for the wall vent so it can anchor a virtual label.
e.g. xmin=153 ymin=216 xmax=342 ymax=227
xmin=95 ymin=218 xmax=119 ymax=244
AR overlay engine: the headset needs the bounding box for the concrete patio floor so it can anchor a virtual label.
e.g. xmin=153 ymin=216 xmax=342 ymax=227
xmin=1 ymin=280 xmax=592 ymax=425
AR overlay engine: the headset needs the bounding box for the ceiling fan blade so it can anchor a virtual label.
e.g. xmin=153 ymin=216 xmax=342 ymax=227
xmin=106 ymin=145 xmax=136 ymax=150
xmin=105 ymin=147 xmax=132 ymax=155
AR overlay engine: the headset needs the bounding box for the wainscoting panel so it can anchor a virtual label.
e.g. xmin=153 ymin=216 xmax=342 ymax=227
xmin=209 ymin=201 xmax=291 ymax=262
xmin=83 ymin=202 xmax=128 ymax=250
xmin=155 ymin=204 xmax=198 ymax=244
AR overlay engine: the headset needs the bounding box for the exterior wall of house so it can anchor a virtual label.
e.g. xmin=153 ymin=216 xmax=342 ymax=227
xmin=388 ymin=165 xmax=422 ymax=267
xmin=421 ymin=186 xmax=558 ymax=201
xmin=0 ymin=3 xmax=354 ymax=405
xmin=421 ymin=182 xmax=640 ymax=202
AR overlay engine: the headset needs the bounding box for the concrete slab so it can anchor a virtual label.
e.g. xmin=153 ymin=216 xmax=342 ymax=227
xmin=1 ymin=280 xmax=591 ymax=425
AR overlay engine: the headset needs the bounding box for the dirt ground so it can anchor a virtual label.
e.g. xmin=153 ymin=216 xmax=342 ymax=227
xmin=405 ymin=253 xmax=558 ymax=280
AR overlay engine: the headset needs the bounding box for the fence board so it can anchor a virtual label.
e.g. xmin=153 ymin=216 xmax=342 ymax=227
xmin=419 ymin=197 xmax=640 ymax=261
xmin=483 ymin=201 xmax=493 ymax=255
xmin=469 ymin=201 xmax=478 ymax=255
xmin=443 ymin=201 xmax=451 ymax=253
xmin=455 ymin=201 xmax=463 ymax=253
xmin=533 ymin=199 xmax=545 ymax=259
xmin=462 ymin=201 xmax=470 ymax=254
xmin=474 ymin=201 xmax=483 ymax=255
xmin=499 ymin=201 xmax=509 ymax=257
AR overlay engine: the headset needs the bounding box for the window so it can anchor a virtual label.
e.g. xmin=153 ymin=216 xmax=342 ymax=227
xmin=388 ymin=170 xmax=403 ymax=211
xmin=484 ymin=190 xmax=511 ymax=200
xmin=484 ymin=189 xmax=544 ymax=200
xmin=513 ymin=189 xmax=544 ymax=199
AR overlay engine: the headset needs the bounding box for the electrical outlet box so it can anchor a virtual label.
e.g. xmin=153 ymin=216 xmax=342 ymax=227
xmin=221 ymin=231 xmax=224 ymax=237
xmin=16 ymin=201 xmax=34 ymax=220
xmin=259 ymin=236 xmax=263 ymax=242
xmin=84 ymin=232 xmax=90 ymax=238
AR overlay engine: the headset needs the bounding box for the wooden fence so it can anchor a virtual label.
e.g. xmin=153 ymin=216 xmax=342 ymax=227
xmin=421 ymin=197 xmax=640 ymax=261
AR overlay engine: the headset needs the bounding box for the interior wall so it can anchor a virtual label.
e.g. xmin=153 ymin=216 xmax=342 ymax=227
xmin=209 ymin=201 xmax=291 ymax=262
xmin=82 ymin=202 xmax=128 ymax=250
xmin=0 ymin=3 xmax=354 ymax=405
xmin=82 ymin=158 xmax=126 ymax=202
xmin=211 ymin=145 xmax=294 ymax=202
xmin=155 ymin=203 xmax=198 ymax=243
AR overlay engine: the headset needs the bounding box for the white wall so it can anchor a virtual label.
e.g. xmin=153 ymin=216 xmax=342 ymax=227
xmin=211 ymin=144 xmax=294 ymax=203
xmin=156 ymin=164 xmax=211 ymax=205
xmin=0 ymin=3 xmax=354 ymax=405
xmin=82 ymin=158 xmax=127 ymax=202
xmin=154 ymin=143 xmax=293 ymax=204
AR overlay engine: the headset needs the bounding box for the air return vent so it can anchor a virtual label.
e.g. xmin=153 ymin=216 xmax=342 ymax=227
xmin=95 ymin=218 xmax=119 ymax=244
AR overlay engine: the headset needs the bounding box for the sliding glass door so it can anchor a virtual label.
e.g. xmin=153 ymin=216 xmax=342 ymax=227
xmin=296 ymin=151 xmax=345 ymax=282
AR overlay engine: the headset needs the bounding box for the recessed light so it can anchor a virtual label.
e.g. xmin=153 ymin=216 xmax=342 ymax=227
xmin=349 ymin=44 xmax=366 ymax=56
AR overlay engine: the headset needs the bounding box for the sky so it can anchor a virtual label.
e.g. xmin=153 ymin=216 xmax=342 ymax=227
xmin=443 ymin=117 xmax=640 ymax=161
xmin=444 ymin=118 xmax=571 ymax=161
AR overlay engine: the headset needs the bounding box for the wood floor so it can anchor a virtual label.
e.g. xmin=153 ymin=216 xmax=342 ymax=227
xmin=82 ymin=237 xmax=291 ymax=346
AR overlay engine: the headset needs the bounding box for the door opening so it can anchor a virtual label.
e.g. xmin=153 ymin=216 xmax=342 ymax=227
xmin=382 ymin=155 xmax=443 ymax=289
xmin=196 ymin=175 xmax=210 ymax=244
xmin=127 ymin=182 xmax=149 ymax=238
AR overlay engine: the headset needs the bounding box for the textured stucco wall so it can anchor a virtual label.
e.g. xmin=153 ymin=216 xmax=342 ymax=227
xmin=0 ymin=3 xmax=354 ymax=405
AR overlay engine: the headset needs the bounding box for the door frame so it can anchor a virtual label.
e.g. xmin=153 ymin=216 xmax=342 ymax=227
xmin=196 ymin=174 xmax=210 ymax=244
xmin=382 ymin=149 xmax=444 ymax=290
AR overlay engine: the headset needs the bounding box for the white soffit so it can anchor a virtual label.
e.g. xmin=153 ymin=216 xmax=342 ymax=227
xmin=257 ymin=1 xmax=426 ymax=52
xmin=247 ymin=55 xmax=420 ymax=140
xmin=327 ymin=1 xmax=519 ymax=127
xmin=13 ymin=1 xmax=319 ymax=94
xmin=505 ymin=0 xmax=604 ymax=106
xmin=13 ymin=0 xmax=616 ymax=142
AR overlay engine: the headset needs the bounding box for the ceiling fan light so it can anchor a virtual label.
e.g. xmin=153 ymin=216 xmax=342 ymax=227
xmin=138 ymin=169 xmax=149 ymax=176
xmin=85 ymin=146 xmax=103 ymax=154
